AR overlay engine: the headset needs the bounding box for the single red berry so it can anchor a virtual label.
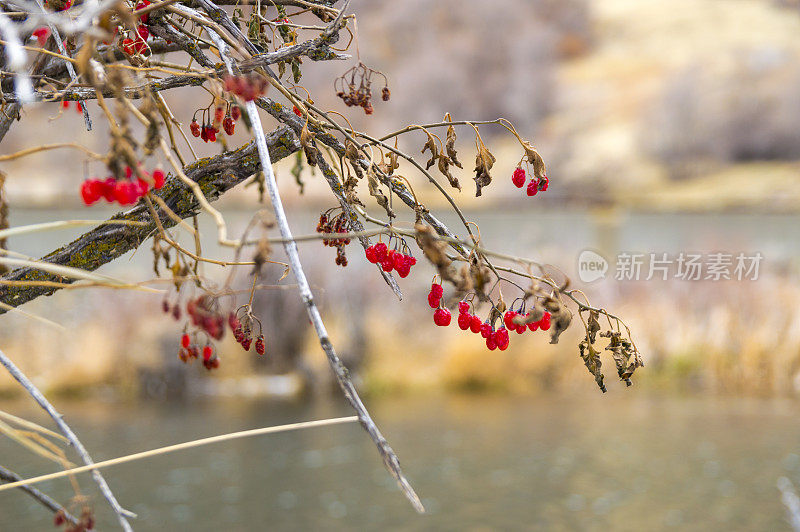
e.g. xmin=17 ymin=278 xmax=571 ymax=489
xmin=469 ymin=315 xmax=482 ymax=334
xmin=134 ymin=178 xmax=149 ymax=198
xmin=503 ymin=311 xmax=518 ymax=330
xmin=202 ymin=345 xmax=213 ymax=361
xmin=101 ymin=177 xmax=116 ymax=201
xmin=486 ymin=335 xmax=498 ymax=351
xmin=540 ymin=175 xmax=549 ymax=191
xmin=373 ymin=242 xmax=388 ymax=262
xmin=480 ymin=323 xmax=493 ymax=339
xmin=80 ymin=179 xmax=101 ymax=205
xmin=391 ymin=252 xmax=405 ymax=271
xmin=526 ymin=179 xmax=539 ymax=197
xmin=54 ymin=510 xmax=66 ymax=526
xmin=380 ymin=257 xmax=393 ymax=272
xmin=433 ymin=308 xmax=451 ymax=327
xmin=539 ymin=312 xmax=552 ymax=331
xmin=162 ymin=300 xmax=170 ymax=313
xmin=223 ymin=116 xmax=235 ymax=135
xmin=213 ymin=106 xmax=225 ymax=124
xmin=293 ymin=105 xmax=302 ymax=117
xmin=230 ymin=105 xmax=241 ymax=121
xmin=190 ymin=119 xmax=201 ymax=137
xmin=152 ymin=169 xmax=165 ymax=189
xmin=228 ymin=313 xmax=239 ymax=330
xmin=457 ymin=312 xmax=471 ymax=330
xmin=255 ymin=335 xmax=265 ymax=355
xmin=512 ymin=167 xmax=526 ymax=188
xmin=75 ymin=101 xmax=83 ymax=113
xmin=365 ymin=245 xmax=378 ymax=263
xmin=122 ymin=37 xmax=135 ymax=55
xmin=494 ymin=328 xmax=510 ymax=350
xmin=32 ymin=27 xmax=50 ymax=46
xmin=516 ymin=326 xmax=525 ymax=334
xmin=137 ymin=24 xmax=149 ymax=41
xmin=527 ymin=314 xmax=539 ymax=331
xmin=241 ymin=337 xmax=252 ymax=351
xmin=428 ymin=292 xmax=441 ymax=309
xmin=61 ymin=100 xmax=70 ymax=109
xmin=458 ymin=301 xmax=470 ymax=315
xmin=181 ymin=333 xmax=190 ymax=348
xmin=430 ymin=283 xmax=444 ymax=299
xmin=396 ymin=262 xmax=411 ymax=278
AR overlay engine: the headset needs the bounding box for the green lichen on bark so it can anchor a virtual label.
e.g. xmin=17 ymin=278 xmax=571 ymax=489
xmin=0 ymin=127 xmax=300 ymax=312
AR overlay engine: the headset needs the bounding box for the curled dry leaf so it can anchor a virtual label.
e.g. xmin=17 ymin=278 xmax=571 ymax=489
xmin=522 ymin=141 xmax=547 ymax=180
xmin=367 ymin=167 xmax=394 ymax=218
xmin=600 ymin=331 xmax=644 ymax=386
xmin=437 ymin=155 xmax=460 ymax=191
xmin=421 ymin=132 xmax=439 ymax=170
xmin=445 ymin=121 xmax=462 ymax=169
xmin=473 ymin=145 xmax=495 ymax=197
xmin=579 ymin=340 xmax=606 ymax=392
xmin=586 ymin=310 xmax=601 ymax=344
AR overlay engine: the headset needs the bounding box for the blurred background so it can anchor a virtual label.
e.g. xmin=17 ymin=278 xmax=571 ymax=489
xmin=3 ymin=0 xmax=800 ymax=529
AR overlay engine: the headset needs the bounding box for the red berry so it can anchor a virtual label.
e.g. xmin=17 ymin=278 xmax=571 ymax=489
xmin=80 ymin=179 xmax=101 ymax=205
xmin=433 ymin=308 xmax=451 ymax=327
xmin=223 ymin=116 xmax=235 ymax=135
xmin=152 ymin=169 xmax=165 ymax=189
xmin=428 ymin=292 xmax=441 ymax=309
xmin=430 ymin=283 xmax=444 ymax=299
xmin=241 ymin=337 xmax=252 ymax=351
xmin=214 ymin=106 xmax=225 ymax=124
xmin=486 ymin=335 xmax=497 ymax=351
xmin=527 ymin=314 xmax=539 ymax=331
xmin=526 ymin=179 xmax=539 ymax=197
xmin=516 ymin=326 xmax=526 ymax=334
xmin=365 ymin=245 xmax=378 ymax=263
xmin=540 ymin=175 xmax=549 ymax=191
xmin=457 ymin=312 xmax=471 ymax=330
xmin=228 ymin=313 xmax=239 ymax=330
xmin=255 ymin=335 xmax=265 ymax=355
xmin=190 ymin=120 xmax=200 ymax=137
xmin=494 ymin=328 xmax=510 ymax=350
xmin=181 ymin=333 xmax=190 ymax=348
xmin=373 ymin=242 xmax=388 ymax=262
xmin=503 ymin=311 xmax=518 ymax=330
xmin=396 ymin=262 xmax=411 ymax=278
xmin=230 ymin=105 xmax=241 ymax=121
xmin=137 ymin=24 xmax=149 ymax=41
xmin=202 ymin=345 xmax=213 ymax=361
xmin=380 ymin=257 xmax=393 ymax=272
xmin=512 ymin=167 xmax=526 ymax=188
xmin=293 ymin=105 xmax=302 ymax=117
xmin=33 ymin=27 xmax=50 ymax=46
xmin=458 ymin=301 xmax=470 ymax=315
xmin=469 ymin=315 xmax=482 ymax=334
xmin=61 ymin=100 xmax=70 ymax=109
xmin=539 ymin=312 xmax=552 ymax=331
xmin=122 ymin=38 xmax=135 ymax=55
xmin=480 ymin=323 xmax=492 ymax=339
xmin=134 ymin=178 xmax=149 ymax=197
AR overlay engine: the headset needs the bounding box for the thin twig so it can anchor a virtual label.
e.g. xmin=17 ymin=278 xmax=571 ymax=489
xmin=0 ymin=348 xmax=135 ymax=531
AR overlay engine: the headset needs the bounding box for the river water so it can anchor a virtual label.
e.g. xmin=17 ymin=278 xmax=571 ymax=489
xmin=2 ymin=393 xmax=800 ymax=530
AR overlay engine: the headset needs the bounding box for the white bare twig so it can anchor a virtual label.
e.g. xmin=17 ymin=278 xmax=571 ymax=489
xmin=0 ymin=13 xmax=34 ymax=103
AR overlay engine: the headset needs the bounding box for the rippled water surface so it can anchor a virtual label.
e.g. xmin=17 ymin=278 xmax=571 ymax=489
xmin=2 ymin=393 xmax=800 ymax=531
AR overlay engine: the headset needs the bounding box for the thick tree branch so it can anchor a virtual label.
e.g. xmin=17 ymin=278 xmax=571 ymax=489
xmin=0 ymin=126 xmax=300 ymax=312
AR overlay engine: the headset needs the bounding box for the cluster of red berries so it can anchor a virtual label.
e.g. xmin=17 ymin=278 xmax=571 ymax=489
xmin=60 ymin=100 xmax=83 ymax=113
xmin=177 ymin=332 xmax=219 ymax=370
xmin=80 ymin=167 xmax=165 ymax=206
xmin=186 ymin=295 xmax=226 ymax=341
xmin=223 ymin=74 xmax=269 ymax=102
xmin=53 ymin=507 xmax=94 ymax=532
xmin=190 ymin=104 xmax=240 ymax=142
xmin=502 ymin=309 xmax=552 ymax=334
xmin=511 ymin=167 xmax=549 ymax=197
xmin=121 ymin=0 xmax=152 ymax=56
xmin=365 ymin=242 xmax=416 ymax=277
xmin=316 ymin=212 xmax=351 ymax=266
xmin=427 ymin=284 xmax=553 ymax=351
xmin=334 ymin=63 xmax=390 ymax=115
xmin=229 ymin=311 xmax=266 ymax=355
